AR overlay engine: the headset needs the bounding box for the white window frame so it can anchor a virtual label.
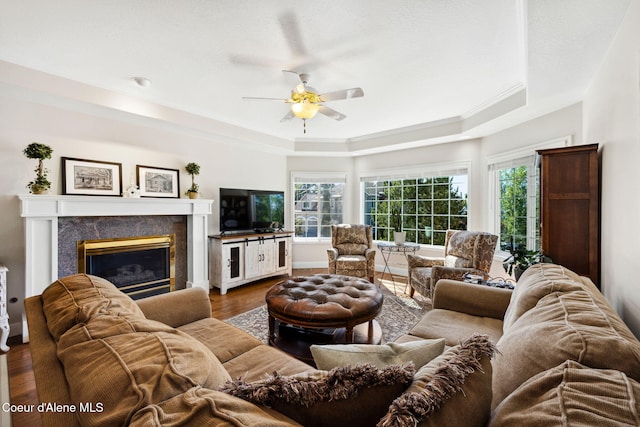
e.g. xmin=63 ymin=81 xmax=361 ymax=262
xmin=359 ymin=161 xmax=470 ymax=246
xmin=291 ymin=171 xmax=348 ymax=242
xmin=487 ymin=136 xmax=571 ymax=257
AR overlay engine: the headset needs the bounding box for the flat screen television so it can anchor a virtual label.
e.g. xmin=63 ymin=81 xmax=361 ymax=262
xmin=219 ymin=188 xmax=285 ymax=234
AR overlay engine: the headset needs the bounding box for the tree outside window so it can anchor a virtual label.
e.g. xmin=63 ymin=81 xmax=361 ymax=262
xmin=363 ymin=175 xmax=468 ymax=245
xmin=499 ymin=165 xmax=540 ymax=253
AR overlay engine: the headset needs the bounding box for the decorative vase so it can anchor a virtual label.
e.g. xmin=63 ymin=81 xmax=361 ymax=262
xmin=188 ymin=192 xmax=198 ymax=199
xmin=30 ymin=185 xmax=48 ymax=195
xmin=393 ymin=231 xmax=406 ymax=245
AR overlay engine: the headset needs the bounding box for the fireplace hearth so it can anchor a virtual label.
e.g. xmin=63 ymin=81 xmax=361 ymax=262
xmin=78 ymin=235 xmax=175 ymax=299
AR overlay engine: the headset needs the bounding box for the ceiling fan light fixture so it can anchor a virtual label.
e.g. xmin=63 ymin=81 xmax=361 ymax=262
xmin=291 ymin=101 xmax=319 ymax=119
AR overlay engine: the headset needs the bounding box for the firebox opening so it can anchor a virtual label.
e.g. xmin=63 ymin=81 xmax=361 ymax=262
xmin=77 ymin=235 xmax=175 ymax=300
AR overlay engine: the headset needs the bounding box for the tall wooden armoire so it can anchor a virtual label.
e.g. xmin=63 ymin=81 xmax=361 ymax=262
xmin=537 ymin=144 xmax=600 ymax=287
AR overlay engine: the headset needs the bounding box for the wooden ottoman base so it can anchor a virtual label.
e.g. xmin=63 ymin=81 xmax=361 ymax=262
xmin=269 ymin=318 xmax=382 ymax=365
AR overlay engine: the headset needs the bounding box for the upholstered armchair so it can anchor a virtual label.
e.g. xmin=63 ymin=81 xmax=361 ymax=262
xmin=407 ymin=229 xmax=498 ymax=299
xmin=327 ymin=224 xmax=376 ymax=283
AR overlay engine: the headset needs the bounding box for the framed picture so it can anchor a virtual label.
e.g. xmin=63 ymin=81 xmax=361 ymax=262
xmin=62 ymin=157 xmax=123 ymax=196
xmin=136 ymin=165 xmax=180 ymax=198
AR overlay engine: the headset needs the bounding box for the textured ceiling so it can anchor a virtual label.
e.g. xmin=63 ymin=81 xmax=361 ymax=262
xmin=0 ymin=0 xmax=631 ymax=153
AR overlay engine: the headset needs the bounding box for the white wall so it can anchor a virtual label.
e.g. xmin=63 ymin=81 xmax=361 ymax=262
xmin=0 ymin=95 xmax=287 ymax=337
xmin=288 ymin=103 xmax=584 ymax=280
xmin=583 ymin=1 xmax=640 ymax=336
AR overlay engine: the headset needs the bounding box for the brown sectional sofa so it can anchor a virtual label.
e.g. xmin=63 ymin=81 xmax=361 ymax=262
xmin=25 ymin=263 xmax=640 ymax=426
xmin=25 ymin=274 xmax=494 ymax=427
xmin=25 ymin=275 xmax=316 ymax=426
xmin=399 ymin=263 xmax=640 ymax=425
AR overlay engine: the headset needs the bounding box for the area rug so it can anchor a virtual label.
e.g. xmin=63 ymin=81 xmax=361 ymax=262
xmin=225 ymin=291 xmax=431 ymax=344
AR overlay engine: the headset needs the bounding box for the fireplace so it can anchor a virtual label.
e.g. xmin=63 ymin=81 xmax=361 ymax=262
xmin=19 ymin=194 xmax=213 ymax=342
xmin=78 ymin=235 xmax=175 ymax=300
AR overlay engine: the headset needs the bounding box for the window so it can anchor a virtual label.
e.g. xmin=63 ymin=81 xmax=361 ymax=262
xmin=292 ymin=173 xmax=346 ymax=239
xmin=488 ymin=138 xmax=569 ymax=254
xmin=361 ymin=164 xmax=468 ymax=246
xmin=497 ymin=164 xmax=539 ymax=253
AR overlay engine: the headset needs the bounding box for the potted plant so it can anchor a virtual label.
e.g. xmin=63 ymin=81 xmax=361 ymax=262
xmin=503 ymin=245 xmax=552 ymax=280
xmin=184 ymin=162 xmax=200 ymax=199
xmin=390 ymin=205 xmax=405 ymax=245
xmin=23 ymin=142 xmax=53 ymax=194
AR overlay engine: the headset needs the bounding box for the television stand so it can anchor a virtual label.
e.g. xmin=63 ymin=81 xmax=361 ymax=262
xmin=208 ymin=231 xmax=293 ymax=294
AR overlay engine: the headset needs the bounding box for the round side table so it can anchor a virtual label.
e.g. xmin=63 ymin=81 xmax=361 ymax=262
xmin=376 ymin=242 xmax=420 ymax=293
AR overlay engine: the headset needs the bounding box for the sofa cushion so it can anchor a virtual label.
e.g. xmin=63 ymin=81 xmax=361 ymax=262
xmin=444 ymin=255 xmax=473 ymax=268
xmin=42 ymin=273 xmax=145 ymax=341
xmin=221 ymin=363 xmax=414 ymax=427
xmin=502 ymin=263 xmax=585 ymax=331
xmin=446 ymin=232 xmax=477 ymax=260
xmin=222 ymin=345 xmax=316 ymax=382
xmin=131 ymin=386 xmax=301 ymax=426
xmin=310 ymin=339 xmax=445 ymax=370
xmin=492 ymin=288 xmax=640 ymax=409
xmin=336 ymin=254 xmax=367 ymax=269
xmin=489 ymin=361 xmax=640 ymax=426
xmin=336 ymin=243 xmax=369 ymax=256
xmin=57 ymin=315 xmax=231 ymax=426
xmin=411 ymin=266 xmax=433 ymax=286
xmin=409 ymin=309 xmax=504 ymax=346
xmin=177 ymin=317 xmax=263 ymax=364
xmin=380 ymin=334 xmax=495 ymax=427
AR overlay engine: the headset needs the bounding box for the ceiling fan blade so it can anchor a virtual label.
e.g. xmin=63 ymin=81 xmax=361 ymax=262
xmin=282 ymin=69 xmax=301 ymax=79
xmin=318 ymin=105 xmax=346 ymax=121
xmin=318 ymin=88 xmax=364 ymax=102
xmin=229 ymin=53 xmax=282 ymax=69
xmin=282 ymin=70 xmax=311 ymax=93
xmin=278 ymin=11 xmax=307 ymax=57
xmin=280 ymin=110 xmax=295 ymax=122
xmin=242 ymin=96 xmax=289 ymax=102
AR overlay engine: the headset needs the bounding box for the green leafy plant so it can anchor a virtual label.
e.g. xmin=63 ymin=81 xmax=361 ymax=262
xmin=503 ymin=246 xmax=552 ymax=279
xmin=184 ymin=162 xmax=200 ymax=195
xmin=23 ymin=142 xmax=53 ymax=193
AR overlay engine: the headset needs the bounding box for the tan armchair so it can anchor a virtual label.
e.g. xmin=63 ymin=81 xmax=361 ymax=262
xmin=407 ymin=229 xmax=498 ymax=298
xmin=327 ymin=224 xmax=376 ymax=283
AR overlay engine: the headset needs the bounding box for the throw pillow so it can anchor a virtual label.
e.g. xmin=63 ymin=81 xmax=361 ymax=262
xmin=220 ymin=363 xmax=415 ymax=427
xmin=379 ymin=333 xmax=495 ymax=427
xmin=58 ymin=315 xmax=231 ymax=426
xmin=310 ymin=338 xmax=445 ymax=370
xmin=131 ymin=387 xmax=300 ymax=426
xmin=490 ymin=360 xmax=640 ymax=426
xmin=492 ymin=288 xmax=640 ymax=409
xmin=42 ymin=273 xmax=145 ymax=341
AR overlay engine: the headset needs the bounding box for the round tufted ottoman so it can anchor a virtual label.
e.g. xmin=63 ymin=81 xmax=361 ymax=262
xmin=265 ymin=274 xmax=383 ymax=364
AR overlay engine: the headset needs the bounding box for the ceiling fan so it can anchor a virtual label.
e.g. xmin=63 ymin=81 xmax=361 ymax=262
xmin=243 ymin=70 xmax=364 ymax=133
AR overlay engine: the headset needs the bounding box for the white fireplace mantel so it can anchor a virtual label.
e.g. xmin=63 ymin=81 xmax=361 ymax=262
xmin=19 ymin=194 xmax=213 ymax=341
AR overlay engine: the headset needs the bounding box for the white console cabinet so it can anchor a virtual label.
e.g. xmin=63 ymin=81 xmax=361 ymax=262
xmin=209 ymin=232 xmax=292 ymax=294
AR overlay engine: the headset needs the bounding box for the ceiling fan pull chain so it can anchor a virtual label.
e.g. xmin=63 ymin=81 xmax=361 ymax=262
xmin=303 ymin=119 xmax=307 ymax=134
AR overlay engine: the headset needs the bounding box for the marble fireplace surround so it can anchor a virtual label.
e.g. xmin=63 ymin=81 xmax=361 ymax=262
xmin=19 ymin=194 xmax=212 ymax=341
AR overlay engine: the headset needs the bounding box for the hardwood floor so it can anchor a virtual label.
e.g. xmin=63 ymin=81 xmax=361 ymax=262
xmin=3 ymin=269 xmax=405 ymax=426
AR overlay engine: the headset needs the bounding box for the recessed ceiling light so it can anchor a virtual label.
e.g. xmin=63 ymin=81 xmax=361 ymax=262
xmin=132 ymin=77 xmax=151 ymax=88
